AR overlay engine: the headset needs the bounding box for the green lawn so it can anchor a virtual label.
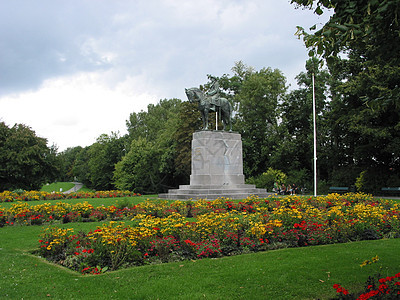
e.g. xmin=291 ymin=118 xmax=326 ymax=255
xmin=76 ymin=185 xmax=95 ymax=193
xmin=41 ymin=182 xmax=76 ymax=193
xmin=40 ymin=182 xmax=96 ymax=193
xmin=0 ymin=219 xmax=399 ymax=299
xmin=0 ymin=195 xmax=160 ymax=209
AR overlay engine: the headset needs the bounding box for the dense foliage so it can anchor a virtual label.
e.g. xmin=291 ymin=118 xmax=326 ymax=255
xmin=0 ymin=122 xmax=59 ymax=191
xmin=291 ymin=0 xmax=400 ymax=107
xmin=234 ymin=67 xmax=287 ymax=177
xmin=289 ymin=0 xmax=400 ymax=192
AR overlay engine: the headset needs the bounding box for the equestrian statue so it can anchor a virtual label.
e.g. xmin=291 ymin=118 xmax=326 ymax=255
xmin=185 ymin=77 xmax=232 ymax=131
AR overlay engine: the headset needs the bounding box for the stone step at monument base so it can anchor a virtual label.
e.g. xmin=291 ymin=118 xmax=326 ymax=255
xmin=158 ymin=184 xmax=272 ymax=200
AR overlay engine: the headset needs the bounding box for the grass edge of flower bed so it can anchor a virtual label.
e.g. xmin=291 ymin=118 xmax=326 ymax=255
xmin=1 ymin=225 xmax=399 ymax=299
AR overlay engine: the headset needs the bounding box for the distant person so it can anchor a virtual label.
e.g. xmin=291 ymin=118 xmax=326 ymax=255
xmin=280 ymin=184 xmax=286 ymax=195
xmin=273 ymin=182 xmax=280 ymax=194
xmin=292 ymin=183 xmax=298 ymax=195
xmin=287 ymin=184 xmax=292 ymax=195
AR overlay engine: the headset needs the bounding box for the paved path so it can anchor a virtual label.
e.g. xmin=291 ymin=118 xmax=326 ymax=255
xmin=63 ymin=182 xmax=83 ymax=194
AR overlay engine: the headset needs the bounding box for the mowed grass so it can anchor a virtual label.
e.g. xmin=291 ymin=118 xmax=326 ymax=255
xmin=41 ymin=182 xmax=76 ymax=193
xmin=0 ymin=195 xmax=160 ymax=209
xmin=40 ymin=182 xmax=96 ymax=193
xmin=0 ymin=219 xmax=399 ymax=299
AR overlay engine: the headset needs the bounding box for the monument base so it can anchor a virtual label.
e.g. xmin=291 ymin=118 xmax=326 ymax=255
xmin=158 ymin=184 xmax=271 ymax=200
xmin=159 ymin=131 xmax=271 ymax=200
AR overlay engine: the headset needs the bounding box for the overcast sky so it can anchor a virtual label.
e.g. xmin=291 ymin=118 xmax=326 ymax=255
xmin=0 ymin=0 xmax=331 ymax=151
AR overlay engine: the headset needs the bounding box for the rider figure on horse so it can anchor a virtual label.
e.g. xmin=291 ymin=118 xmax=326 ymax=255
xmin=206 ymin=76 xmax=221 ymax=111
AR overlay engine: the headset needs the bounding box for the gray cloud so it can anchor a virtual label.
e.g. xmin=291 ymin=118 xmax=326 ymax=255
xmin=0 ymin=1 xmax=332 ymax=150
xmin=0 ymin=0 xmax=329 ymax=97
xmin=0 ymin=1 xmax=115 ymax=95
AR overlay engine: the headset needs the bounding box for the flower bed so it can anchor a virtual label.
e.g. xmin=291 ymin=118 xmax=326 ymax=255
xmin=0 ymin=190 xmax=140 ymax=203
xmin=0 ymin=199 xmax=165 ymax=226
xmin=333 ymin=272 xmax=400 ymax=299
xmin=30 ymin=193 xmax=400 ymax=274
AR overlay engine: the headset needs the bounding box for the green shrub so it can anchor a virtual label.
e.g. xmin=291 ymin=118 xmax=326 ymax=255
xmin=286 ymin=169 xmax=310 ymax=190
xmin=246 ymin=167 xmax=287 ymax=191
xmin=355 ymin=171 xmax=367 ymax=192
xmin=317 ymin=179 xmax=330 ymax=195
xmin=12 ymin=189 xmax=25 ymax=195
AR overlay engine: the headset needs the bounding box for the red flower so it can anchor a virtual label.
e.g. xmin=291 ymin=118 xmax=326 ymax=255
xmin=184 ymin=239 xmax=197 ymax=246
xmin=333 ymin=284 xmax=349 ymax=295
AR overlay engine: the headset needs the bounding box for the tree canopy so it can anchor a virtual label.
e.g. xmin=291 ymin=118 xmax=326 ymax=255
xmin=234 ymin=67 xmax=287 ymax=176
xmin=113 ymin=98 xmax=191 ymax=193
xmin=0 ymin=122 xmax=59 ymax=191
xmin=291 ymin=0 xmax=400 ymax=108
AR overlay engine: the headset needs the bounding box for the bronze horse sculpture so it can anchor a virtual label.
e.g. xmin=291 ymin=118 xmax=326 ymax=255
xmin=185 ymin=87 xmax=232 ymax=131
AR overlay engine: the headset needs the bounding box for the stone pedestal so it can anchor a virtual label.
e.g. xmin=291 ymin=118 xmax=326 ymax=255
xmin=158 ymin=131 xmax=271 ymax=200
xmin=190 ymin=131 xmax=244 ymax=186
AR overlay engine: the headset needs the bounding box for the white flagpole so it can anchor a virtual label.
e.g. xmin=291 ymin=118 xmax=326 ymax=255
xmin=312 ymin=72 xmax=317 ymax=197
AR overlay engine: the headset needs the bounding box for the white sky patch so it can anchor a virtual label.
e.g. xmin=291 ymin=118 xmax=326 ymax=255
xmin=0 ymin=72 xmax=159 ymax=151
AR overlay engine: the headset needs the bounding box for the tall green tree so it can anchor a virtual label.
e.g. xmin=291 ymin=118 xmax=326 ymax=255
xmin=209 ymin=63 xmax=290 ymax=179
xmin=324 ymin=57 xmax=400 ymax=191
xmin=234 ymin=67 xmax=287 ymax=177
xmin=87 ymin=132 xmax=127 ymax=190
xmin=216 ymin=61 xmax=255 ymax=113
xmin=0 ymin=122 xmax=59 ymax=191
xmin=278 ymin=58 xmax=331 ymax=180
xmin=117 ymin=98 xmax=186 ymax=193
xmin=57 ymin=146 xmax=83 ymax=182
xmin=173 ymin=101 xmax=202 ymax=181
xmin=72 ymin=146 xmax=91 ymax=186
xmin=126 ymin=99 xmax=182 ymax=142
xmin=114 ymin=137 xmax=162 ymax=193
xmin=291 ymin=0 xmax=400 ymax=191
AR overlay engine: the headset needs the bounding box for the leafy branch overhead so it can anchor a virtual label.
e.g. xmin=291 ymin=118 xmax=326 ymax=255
xmin=291 ymin=0 xmax=400 ymax=108
xmin=292 ymin=0 xmax=399 ymax=59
